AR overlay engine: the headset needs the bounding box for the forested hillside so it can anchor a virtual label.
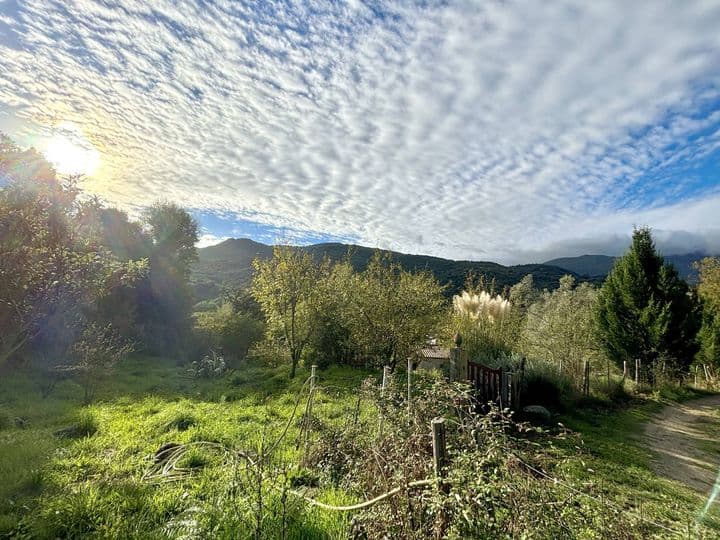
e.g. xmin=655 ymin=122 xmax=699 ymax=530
xmin=192 ymin=238 xmax=584 ymax=301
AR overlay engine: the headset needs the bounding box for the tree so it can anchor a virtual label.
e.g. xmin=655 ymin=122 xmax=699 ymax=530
xmin=346 ymin=254 xmax=446 ymax=367
xmin=304 ymin=260 xmax=358 ymax=368
xmin=251 ymin=247 xmax=328 ymax=378
xmin=136 ymin=202 xmax=199 ymax=354
xmin=596 ymin=227 xmax=699 ymax=376
xmin=70 ymin=323 xmax=134 ymax=402
xmin=0 ymin=151 xmax=105 ymax=368
xmin=142 ymin=202 xmax=199 ymax=279
xmin=194 ymin=303 xmax=264 ymax=361
xmin=521 ymin=276 xmax=603 ymax=386
xmin=696 ymin=257 xmax=720 ymax=367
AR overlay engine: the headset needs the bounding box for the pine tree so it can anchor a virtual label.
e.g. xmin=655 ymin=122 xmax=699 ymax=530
xmin=596 ymin=228 xmax=699 ymax=375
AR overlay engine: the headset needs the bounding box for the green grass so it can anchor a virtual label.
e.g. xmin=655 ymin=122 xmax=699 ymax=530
xmin=560 ymin=388 xmax=720 ymax=538
xmin=3 ymin=356 xmax=720 ymax=538
xmin=0 ymin=355 xmax=371 ymax=538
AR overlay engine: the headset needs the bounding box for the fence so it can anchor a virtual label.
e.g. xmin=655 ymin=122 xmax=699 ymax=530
xmin=141 ymin=364 xmax=693 ymax=538
xmin=464 ymin=358 xmax=521 ymax=410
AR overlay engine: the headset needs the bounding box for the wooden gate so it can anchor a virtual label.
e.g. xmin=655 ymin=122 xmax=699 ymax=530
xmin=468 ymin=361 xmax=502 ymax=403
xmin=466 ymin=360 xmax=519 ymax=409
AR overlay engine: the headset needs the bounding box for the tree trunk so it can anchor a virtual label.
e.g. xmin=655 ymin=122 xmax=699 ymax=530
xmin=289 ymin=350 xmax=299 ymax=378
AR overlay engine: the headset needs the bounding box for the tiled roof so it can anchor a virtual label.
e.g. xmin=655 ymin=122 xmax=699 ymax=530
xmin=417 ymin=346 xmax=451 ymax=359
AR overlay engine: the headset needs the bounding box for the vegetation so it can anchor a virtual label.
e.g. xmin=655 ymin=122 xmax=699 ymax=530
xmin=2 ymin=132 xmax=719 ymax=538
xmin=521 ymin=275 xmax=604 ymax=387
xmin=596 ymin=227 xmax=700 ymax=378
xmin=696 ymin=257 xmax=720 ymax=368
xmin=191 ymin=237 xmax=591 ymax=302
xmin=252 ymin=250 xmax=446 ymax=376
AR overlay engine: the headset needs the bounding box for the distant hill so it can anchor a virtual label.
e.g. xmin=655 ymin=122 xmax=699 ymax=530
xmin=191 ymin=238 xmax=585 ymax=301
xmin=544 ymin=252 xmax=710 ymax=281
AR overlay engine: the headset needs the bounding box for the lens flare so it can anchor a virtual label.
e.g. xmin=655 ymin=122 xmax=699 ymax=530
xmin=45 ymin=123 xmax=100 ymax=176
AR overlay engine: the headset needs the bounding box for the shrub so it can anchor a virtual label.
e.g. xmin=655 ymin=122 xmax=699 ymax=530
xmin=193 ymin=304 xmax=264 ymax=362
xmin=189 ymin=351 xmax=227 ymax=379
xmin=55 ymin=409 xmax=98 ymax=439
xmin=305 ymin=370 xmax=634 ymax=538
xmin=521 ymin=359 xmax=575 ymax=410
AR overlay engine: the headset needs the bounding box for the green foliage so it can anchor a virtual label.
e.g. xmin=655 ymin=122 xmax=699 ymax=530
xmin=253 ymin=249 xmax=446 ymax=374
xmin=308 ymin=370 xmax=637 ymax=538
xmin=252 ymin=247 xmax=330 ymax=377
xmin=344 ymin=254 xmax=446 ymax=367
xmin=1 ymin=134 xmax=200 ymax=368
xmin=194 ymin=303 xmax=264 ymax=361
xmin=521 ymin=275 xmax=605 ymax=387
xmin=696 ymin=257 xmax=720 ymax=367
xmin=192 ymin=237 xmax=586 ymax=303
xmin=596 ymin=227 xmax=700 ymax=375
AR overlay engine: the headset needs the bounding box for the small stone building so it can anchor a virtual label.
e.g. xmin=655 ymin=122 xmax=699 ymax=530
xmin=415 ymin=344 xmax=452 ymax=372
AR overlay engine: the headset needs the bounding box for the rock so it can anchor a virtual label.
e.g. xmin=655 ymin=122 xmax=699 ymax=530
xmin=522 ymin=405 xmax=552 ymax=423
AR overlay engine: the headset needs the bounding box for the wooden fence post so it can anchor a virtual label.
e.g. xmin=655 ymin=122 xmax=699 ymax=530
xmin=501 ymin=372 xmax=510 ymax=409
xmin=407 ymin=357 xmax=413 ymax=419
xmin=582 ymin=360 xmax=590 ymax=396
xmin=378 ymin=365 xmax=390 ymax=436
xmin=431 ymin=418 xmax=448 ymax=489
xmin=607 ymin=359 xmax=611 ymax=386
xmin=623 ymin=360 xmax=627 ymax=381
xmin=431 ymin=417 xmax=448 ymax=539
xmin=303 ymin=365 xmax=318 ymax=459
xmin=451 ymin=347 xmax=467 ymax=382
xmin=635 ymin=358 xmax=640 ymax=385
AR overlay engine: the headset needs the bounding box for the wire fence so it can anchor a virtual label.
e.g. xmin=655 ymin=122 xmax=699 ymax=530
xmin=141 ymin=364 xmax=697 ymax=538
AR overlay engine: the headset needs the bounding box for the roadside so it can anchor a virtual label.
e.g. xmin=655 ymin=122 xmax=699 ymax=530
xmin=643 ymin=394 xmax=720 ymax=494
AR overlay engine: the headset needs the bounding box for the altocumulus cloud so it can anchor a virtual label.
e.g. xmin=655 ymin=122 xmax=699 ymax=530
xmin=0 ymin=0 xmax=719 ymax=263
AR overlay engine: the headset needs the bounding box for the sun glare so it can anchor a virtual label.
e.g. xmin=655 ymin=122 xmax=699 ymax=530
xmin=45 ymin=123 xmax=101 ymax=176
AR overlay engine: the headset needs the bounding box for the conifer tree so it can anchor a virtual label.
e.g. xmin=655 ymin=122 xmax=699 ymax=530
xmin=596 ymin=227 xmax=699 ymax=374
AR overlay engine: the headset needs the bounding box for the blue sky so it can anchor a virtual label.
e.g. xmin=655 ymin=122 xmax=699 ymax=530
xmin=1 ymin=0 xmax=719 ymax=263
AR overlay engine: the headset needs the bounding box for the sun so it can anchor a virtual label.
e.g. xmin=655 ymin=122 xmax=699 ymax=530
xmin=45 ymin=123 xmax=101 ymax=176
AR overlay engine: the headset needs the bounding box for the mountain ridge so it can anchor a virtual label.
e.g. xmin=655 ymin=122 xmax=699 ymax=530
xmin=191 ymin=238 xmax=587 ymax=301
xmin=544 ymin=252 xmax=710 ymax=281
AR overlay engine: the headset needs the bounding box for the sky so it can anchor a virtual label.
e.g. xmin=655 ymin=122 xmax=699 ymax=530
xmin=1 ymin=0 xmax=719 ymax=264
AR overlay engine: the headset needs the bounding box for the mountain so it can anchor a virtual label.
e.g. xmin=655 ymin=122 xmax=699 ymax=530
xmin=544 ymin=252 xmax=710 ymax=281
xmin=542 ymin=255 xmax=616 ymax=278
xmin=191 ymin=238 xmax=585 ymax=301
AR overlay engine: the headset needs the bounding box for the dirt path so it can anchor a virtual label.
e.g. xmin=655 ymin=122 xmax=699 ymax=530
xmin=643 ymin=394 xmax=720 ymax=493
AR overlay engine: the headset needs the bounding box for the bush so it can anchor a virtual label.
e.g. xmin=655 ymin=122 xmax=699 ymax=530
xmin=55 ymin=409 xmax=98 ymax=439
xmin=194 ymin=304 xmax=264 ymax=362
xmin=189 ymin=351 xmax=227 ymax=379
xmin=305 ymin=370 xmax=635 ymax=538
xmin=521 ymin=359 xmax=575 ymax=410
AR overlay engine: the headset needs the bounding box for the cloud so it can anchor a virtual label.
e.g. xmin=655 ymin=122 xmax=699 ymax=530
xmin=0 ymin=0 xmax=719 ymax=263
xmin=196 ymin=233 xmax=230 ymax=249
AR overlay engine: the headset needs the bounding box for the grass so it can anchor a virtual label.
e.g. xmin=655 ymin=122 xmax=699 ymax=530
xmin=0 ymin=355 xmax=371 ymax=538
xmin=2 ymin=356 xmax=720 ymax=538
xmin=559 ymin=386 xmax=720 ymax=538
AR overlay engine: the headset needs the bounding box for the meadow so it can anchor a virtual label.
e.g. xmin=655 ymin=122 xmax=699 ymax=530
xmin=2 ymin=355 xmax=720 ymax=539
